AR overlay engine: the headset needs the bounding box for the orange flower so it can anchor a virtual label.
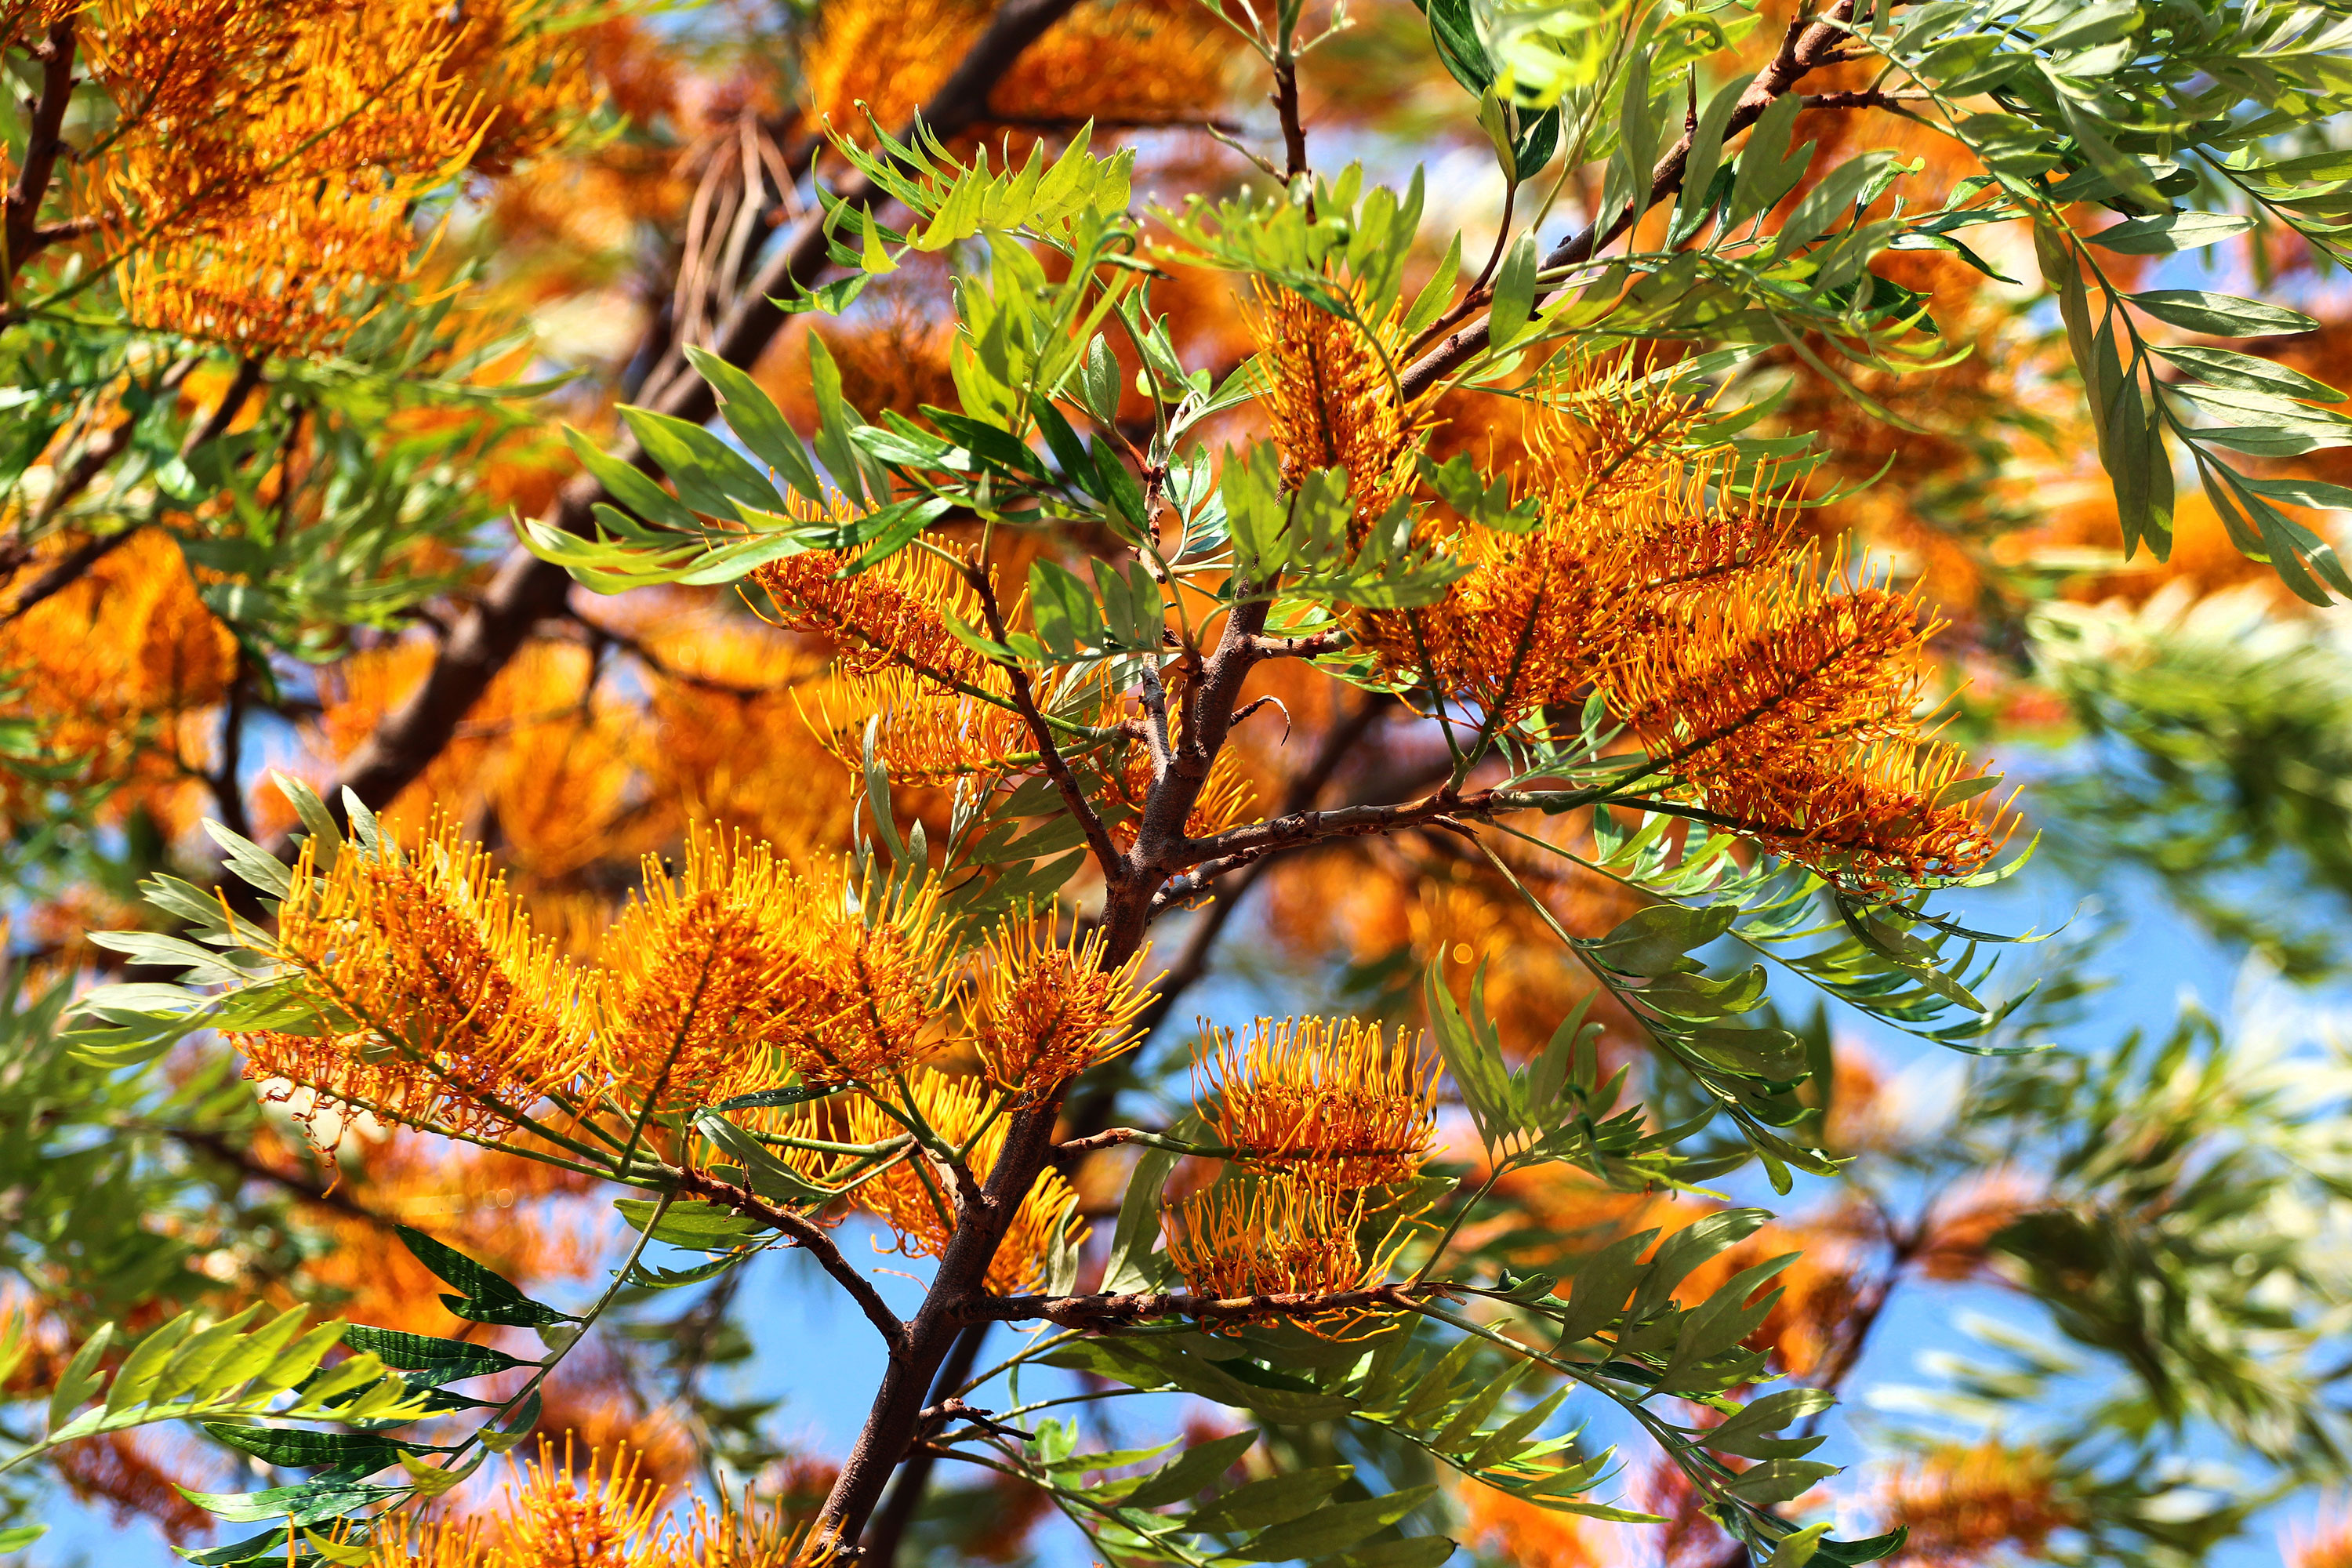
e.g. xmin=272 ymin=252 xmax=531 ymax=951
xmin=805 ymin=665 xmax=1033 ymax=783
xmin=1163 ymin=1173 xmax=1383 ymax=1303
xmin=752 ymin=546 xmax=1000 ymax=692
xmin=366 ymin=1435 xmax=837 ymax=1566
xmin=968 ymin=911 xmax=1153 ymax=1102
xmin=1198 ymin=1015 xmax=1438 ymax=1187
xmin=78 ymin=0 xmax=600 ymax=352
xmin=775 ymin=866 xmax=963 ymax=1088
xmin=595 ymin=826 xmax=811 ymax=1111
xmin=1254 ymin=281 xmax=1434 ymax=538
xmin=234 ymin=815 xmax=595 ymax=1145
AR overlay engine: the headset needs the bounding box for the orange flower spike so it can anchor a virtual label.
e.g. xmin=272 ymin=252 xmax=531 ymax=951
xmin=234 ymin=818 xmax=596 ymax=1145
xmin=779 ymin=865 xmax=963 ymax=1087
xmin=497 ymin=1436 xmax=669 ymax=1567
xmin=1163 ymin=1174 xmax=1371 ymax=1300
xmin=751 ymin=545 xmax=1003 ymax=692
xmin=674 ymin=1487 xmax=843 ymax=1567
xmin=1254 ymin=282 xmax=1434 ymax=535
xmin=1200 ymin=1016 xmax=1439 ymax=1188
xmin=968 ymin=912 xmax=1153 ymax=1103
xmin=804 ymin=666 xmax=1033 ymax=783
xmin=596 ymin=826 xmax=811 ymax=1112
xmin=1605 ymin=560 xmax=1936 ymax=780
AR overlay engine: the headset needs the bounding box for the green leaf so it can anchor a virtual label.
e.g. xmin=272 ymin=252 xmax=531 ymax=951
xmin=272 ymin=773 xmax=342 ymax=873
xmin=1585 ymin=904 xmax=1737 ymax=976
xmin=807 ymin=334 xmax=867 ymax=507
xmin=694 ymin=1112 xmax=842 ymax=1207
xmin=1243 ymin=1486 xmax=1437 ymax=1561
xmin=619 ymin=406 xmax=782 ymax=523
xmin=1630 ymin=1208 xmax=1769 ymax=1319
xmin=1029 ymin=559 xmax=1109 ymax=660
xmin=0 ymin=1525 xmax=47 ymax=1552
xmin=1102 ymin=1135 xmax=1184 ymax=1295
xmin=48 ymin=1323 xmax=113 ymax=1431
xmin=1553 ymin=1231 xmax=1654 ymax=1342
xmin=336 ymin=1327 xmax=528 ymax=1379
xmin=1672 ymin=74 xmax=1752 ymax=245
xmin=1125 ymin=1429 xmax=1258 ymax=1509
xmin=1321 ymin=1535 xmax=1456 ymax=1568
xmin=613 ymin=1195 xmax=770 ymax=1250
xmin=1487 ymin=234 xmax=1540 ymax=351
xmin=201 ymin=1425 xmax=405 ymax=1475
xmin=562 ymin=426 xmax=703 ymax=534
xmin=1189 ymin=1466 xmax=1352 ymax=1535
xmin=1727 ymin=92 xmax=1808 ymax=227
xmin=202 ymin=822 xmax=291 ymax=899
xmin=394 ymin=1227 xmax=568 ymax=1328
xmin=685 ymin=346 xmax=827 ymax=503
xmin=2151 ymin=345 xmax=2343 ymax=403
xmin=2086 ymin=212 xmax=2254 ymax=255
xmin=2129 ymin=289 xmax=2318 ymax=339
xmin=107 ymin=1312 xmax=196 ymax=1412
xmin=177 ymin=1479 xmax=405 ymax=1527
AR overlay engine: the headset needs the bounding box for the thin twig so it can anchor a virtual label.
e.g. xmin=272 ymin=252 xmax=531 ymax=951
xmin=677 ymin=1168 xmax=910 ymax=1358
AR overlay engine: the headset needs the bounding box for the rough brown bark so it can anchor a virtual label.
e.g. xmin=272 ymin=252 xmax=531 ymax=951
xmin=2 ymin=17 xmax=77 ymax=298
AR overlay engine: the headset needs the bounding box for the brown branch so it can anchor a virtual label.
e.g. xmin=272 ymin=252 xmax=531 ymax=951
xmin=953 ymin=1280 xmax=1458 ymax=1329
xmin=1800 ymin=89 xmax=1929 ymax=110
xmin=1397 ymin=0 xmax=1860 ymax=399
xmin=1271 ymin=53 xmax=1310 ymax=190
xmin=815 ymin=1103 xmax=1063 ymax=1551
xmin=1150 ymin=781 xmax=1563 ymax=913
xmin=861 ymin=1322 xmax=993 ymax=1568
xmin=676 ymin=1168 xmax=910 ymax=1358
xmin=307 ymin=0 xmax=1094 ymax=846
xmin=2 ymin=16 xmax=77 ymax=298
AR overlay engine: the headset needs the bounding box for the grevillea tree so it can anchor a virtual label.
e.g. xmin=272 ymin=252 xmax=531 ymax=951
xmin=13 ymin=0 xmax=2352 ymax=1563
